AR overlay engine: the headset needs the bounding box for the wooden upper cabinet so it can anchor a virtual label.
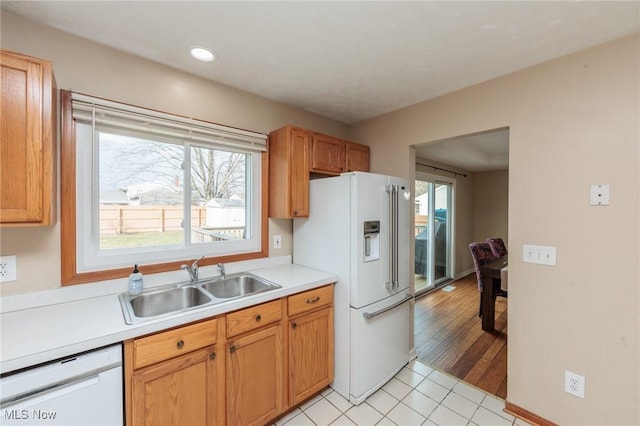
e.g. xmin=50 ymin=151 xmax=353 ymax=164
xmin=268 ymin=125 xmax=310 ymax=218
xmin=345 ymin=141 xmax=370 ymax=172
xmin=310 ymin=133 xmax=346 ymax=174
xmin=0 ymin=50 xmax=56 ymax=226
xmin=268 ymin=125 xmax=370 ymax=218
xmin=311 ymin=135 xmax=370 ymax=175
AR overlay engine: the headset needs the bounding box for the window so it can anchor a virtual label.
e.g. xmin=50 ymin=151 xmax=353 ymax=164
xmin=61 ymin=91 xmax=268 ymax=284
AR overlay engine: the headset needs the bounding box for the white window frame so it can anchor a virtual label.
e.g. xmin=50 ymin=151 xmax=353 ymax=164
xmin=71 ymin=93 xmax=266 ymax=273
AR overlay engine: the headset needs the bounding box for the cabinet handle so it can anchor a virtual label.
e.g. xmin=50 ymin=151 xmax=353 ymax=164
xmin=255 ymin=314 xmax=262 ymax=322
xmin=176 ymin=340 xmax=184 ymax=349
xmin=292 ymin=322 xmax=297 ymax=329
xmin=230 ymin=346 xmax=236 ymax=354
xmin=210 ymin=352 xmax=216 ymax=360
xmin=293 ymin=210 xmax=298 ymax=216
xmin=306 ymin=296 xmax=320 ymax=304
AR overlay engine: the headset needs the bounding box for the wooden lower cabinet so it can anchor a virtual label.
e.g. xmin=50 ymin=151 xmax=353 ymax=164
xmin=131 ymin=346 xmax=219 ymax=426
xmin=226 ymin=324 xmax=284 ymax=426
xmin=288 ymin=306 xmax=334 ymax=405
xmin=125 ymin=286 xmax=334 ymax=426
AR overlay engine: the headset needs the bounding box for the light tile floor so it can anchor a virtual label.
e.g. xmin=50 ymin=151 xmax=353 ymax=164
xmin=274 ymin=360 xmax=532 ymax=426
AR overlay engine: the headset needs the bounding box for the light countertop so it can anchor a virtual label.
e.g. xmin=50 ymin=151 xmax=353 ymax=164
xmin=0 ymin=263 xmax=336 ymax=374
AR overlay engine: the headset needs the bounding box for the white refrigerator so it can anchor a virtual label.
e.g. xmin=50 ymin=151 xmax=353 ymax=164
xmin=293 ymin=171 xmax=414 ymax=405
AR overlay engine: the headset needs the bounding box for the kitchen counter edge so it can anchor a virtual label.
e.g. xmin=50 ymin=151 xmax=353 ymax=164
xmin=0 ymin=264 xmax=336 ymax=374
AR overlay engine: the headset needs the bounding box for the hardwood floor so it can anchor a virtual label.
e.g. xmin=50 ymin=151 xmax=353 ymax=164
xmin=414 ymin=273 xmax=508 ymax=399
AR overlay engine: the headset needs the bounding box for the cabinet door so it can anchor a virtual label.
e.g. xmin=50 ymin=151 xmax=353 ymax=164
xmin=346 ymin=142 xmax=370 ymax=172
xmin=132 ymin=346 xmax=218 ymax=426
xmin=289 ymin=127 xmax=310 ymax=217
xmin=226 ymin=325 xmax=284 ymax=426
xmin=268 ymin=126 xmax=309 ymax=218
xmin=311 ymin=133 xmax=345 ymax=174
xmin=0 ymin=51 xmax=55 ymax=225
xmin=289 ymin=307 xmax=334 ymax=406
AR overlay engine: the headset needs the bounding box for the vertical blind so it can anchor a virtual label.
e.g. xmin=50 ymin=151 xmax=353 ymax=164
xmin=71 ymin=92 xmax=268 ymax=152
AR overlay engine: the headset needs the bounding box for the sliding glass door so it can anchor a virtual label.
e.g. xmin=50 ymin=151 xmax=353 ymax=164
xmin=414 ymin=176 xmax=453 ymax=295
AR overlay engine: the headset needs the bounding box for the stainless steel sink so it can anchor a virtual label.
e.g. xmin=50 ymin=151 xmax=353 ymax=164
xmin=119 ymin=273 xmax=281 ymax=324
xmin=198 ymin=274 xmax=280 ymax=299
xmin=119 ymin=285 xmax=212 ymax=324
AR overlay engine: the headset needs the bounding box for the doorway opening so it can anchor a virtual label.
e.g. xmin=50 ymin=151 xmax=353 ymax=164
xmin=412 ymin=127 xmax=509 ymax=399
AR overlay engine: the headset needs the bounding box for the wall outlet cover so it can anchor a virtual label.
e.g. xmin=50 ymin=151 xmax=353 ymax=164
xmin=565 ymin=370 xmax=585 ymax=398
xmin=0 ymin=255 xmax=17 ymax=282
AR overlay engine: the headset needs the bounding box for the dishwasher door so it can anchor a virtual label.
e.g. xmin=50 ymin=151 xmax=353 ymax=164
xmin=0 ymin=344 xmax=123 ymax=425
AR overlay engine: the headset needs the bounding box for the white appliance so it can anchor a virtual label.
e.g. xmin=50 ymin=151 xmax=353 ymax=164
xmin=0 ymin=344 xmax=123 ymax=425
xmin=294 ymin=171 xmax=413 ymax=404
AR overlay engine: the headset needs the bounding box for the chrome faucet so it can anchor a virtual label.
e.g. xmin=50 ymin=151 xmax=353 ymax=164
xmin=217 ymin=263 xmax=226 ymax=279
xmin=181 ymin=255 xmax=205 ymax=283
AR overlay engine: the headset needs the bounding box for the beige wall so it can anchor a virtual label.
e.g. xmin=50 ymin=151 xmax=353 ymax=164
xmin=472 ymin=170 xmax=509 ymax=244
xmin=0 ymin=11 xmax=348 ymax=295
xmin=350 ymin=34 xmax=639 ymax=424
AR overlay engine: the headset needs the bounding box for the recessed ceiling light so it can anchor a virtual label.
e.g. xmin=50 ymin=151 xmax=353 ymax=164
xmin=189 ymin=46 xmax=216 ymax=62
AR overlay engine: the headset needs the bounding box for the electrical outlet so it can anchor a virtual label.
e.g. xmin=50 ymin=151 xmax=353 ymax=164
xmin=565 ymin=370 xmax=585 ymax=398
xmin=273 ymin=235 xmax=282 ymax=249
xmin=0 ymin=255 xmax=17 ymax=282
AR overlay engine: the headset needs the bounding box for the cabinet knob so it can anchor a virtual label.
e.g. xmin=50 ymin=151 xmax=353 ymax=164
xmin=292 ymin=322 xmax=297 ymax=329
xmin=209 ymin=352 xmax=216 ymax=360
xmin=255 ymin=314 xmax=262 ymax=322
xmin=293 ymin=210 xmax=298 ymax=216
xmin=230 ymin=345 xmax=236 ymax=354
xmin=176 ymin=340 xmax=184 ymax=349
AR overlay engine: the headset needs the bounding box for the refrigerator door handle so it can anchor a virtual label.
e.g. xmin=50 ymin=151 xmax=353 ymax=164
xmin=362 ymin=294 xmax=412 ymax=320
xmin=393 ymin=184 xmax=399 ymax=289
xmin=386 ymin=184 xmax=400 ymax=290
xmin=385 ymin=185 xmax=396 ymax=291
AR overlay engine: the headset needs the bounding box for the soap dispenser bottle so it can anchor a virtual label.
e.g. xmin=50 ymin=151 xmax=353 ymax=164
xmin=129 ymin=264 xmax=143 ymax=295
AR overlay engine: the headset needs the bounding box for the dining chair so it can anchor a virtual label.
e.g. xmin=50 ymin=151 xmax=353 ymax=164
xmin=469 ymin=242 xmax=507 ymax=318
xmin=486 ymin=237 xmax=508 ymax=258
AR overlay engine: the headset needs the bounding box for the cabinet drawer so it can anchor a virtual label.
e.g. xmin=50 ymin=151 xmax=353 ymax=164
xmin=226 ymin=299 xmax=282 ymax=338
xmin=133 ymin=318 xmax=217 ymax=369
xmin=288 ymin=285 xmax=334 ymax=317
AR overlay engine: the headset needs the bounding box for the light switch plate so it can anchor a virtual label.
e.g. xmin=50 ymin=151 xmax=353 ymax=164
xmin=523 ymin=244 xmax=556 ymax=266
xmin=590 ymin=184 xmax=610 ymax=205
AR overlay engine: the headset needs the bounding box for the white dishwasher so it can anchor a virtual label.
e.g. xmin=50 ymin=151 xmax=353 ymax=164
xmin=0 ymin=344 xmax=123 ymax=425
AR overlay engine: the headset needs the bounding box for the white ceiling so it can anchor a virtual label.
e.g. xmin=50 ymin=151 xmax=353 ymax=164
xmin=3 ymin=1 xmax=639 ymax=171
xmin=415 ymin=128 xmax=510 ymax=172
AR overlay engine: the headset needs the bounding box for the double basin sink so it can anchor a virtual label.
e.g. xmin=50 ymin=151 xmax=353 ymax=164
xmin=119 ymin=273 xmax=281 ymax=324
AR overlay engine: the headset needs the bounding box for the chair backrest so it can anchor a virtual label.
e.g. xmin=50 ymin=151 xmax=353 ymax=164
xmin=469 ymin=242 xmax=498 ymax=291
xmin=486 ymin=237 xmax=508 ymax=258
